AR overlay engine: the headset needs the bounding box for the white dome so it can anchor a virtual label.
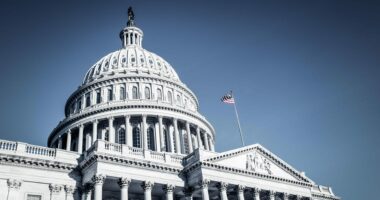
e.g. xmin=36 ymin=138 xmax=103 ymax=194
xmin=83 ymin=45 xmax=180 ymax=85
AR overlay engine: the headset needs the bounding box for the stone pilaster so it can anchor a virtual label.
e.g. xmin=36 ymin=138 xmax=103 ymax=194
xmin=186 ymin=122 xmax=193 ymax=153
xmin=142 ymin=115 xmax=148 ymax=150
xmin=7 ymin=179 xmax=22 ymax=199
xmin=173 ymin=118 xmax=180 ymax=153
xmin=108 ymin=117 xmax=115 ymax=143
xmin=64 ymin=185 xmax=75 ymax=200
xmin=92 ymin=120 xmax=98 ymax=144
xmin=196 ymin=126 xmax=202 ymax=149
xmin=49 ymin=184 xmax=63 ymax=200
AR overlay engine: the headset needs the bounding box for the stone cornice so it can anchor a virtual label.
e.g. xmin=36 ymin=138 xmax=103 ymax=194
xmin=79 ymin=152 xmax=183 ymax=175
xmin=204 ymin=145 xmax=311 ymax=183
xmin=311 ymin=193 xmax=340 ymax=200
xmin=0 ymin=154 xmax=78 ymax=173
xmin=183 ymin=161 xmax=313 ymax=188
xmin=49 ymin=103 xmax=215 ymax=145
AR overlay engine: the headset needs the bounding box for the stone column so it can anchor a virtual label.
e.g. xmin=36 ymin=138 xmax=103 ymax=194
xmin=253 ymin=188 xmax=260 ymax=200
xmin=200 ymin=179 xmax=210 ymax=200
xmin=7 ymin=179 xmax=22 ymax=199
xmin=163 ymin=184 xmax=174 ymax=200
xmin=58 ymin=136 xmax=62 ymax=149
xmin=158 ymin=116 xmax=164 ymax=151
xmin=169 ymin=124 xmax=175 ymax=153
xmin=142 ymin=115 xmax=148 ymax=150
xmin=108 ymin=117 xmax=115 ymax=143
xmin=66 ymin=129 xmax=71 ymax=151
xmin=203 ymin=132 xmax=209 ymax=150
xmin=142 ymin=181 xmax=154 ymax=200
xmin=173 ymin=118 xmax=181 ymax=154
xmin=85 ymin=133 xmax=92 ymax=150
xmin=237 ymin=185 xmax=245 ymax=200
xmin=92 ymin=174 xmax=106 ymax=200
xmin=196 ymin=126 xmax=202 ymax=149
xmin=183 ymin=187 xmax=194 ymax=200
xmin=92 ymin=120 xmax=98 ymax=144
xmin=126 ymin=115 xmax=132 ymax=146
xmin=296 ymin=195 xmax=302 ymax=200
xmin=125 ymin=115 xmax=130 ymax=145
xmin=64 ymin=185 xmax=75 ymax=200
xmin=284 ymin=193 xmax=289 ymax=200
xmin=49 ymin=184 xmax=63 ymax=200
xmin=78 ymin=124 xmax=84 ymax=153
xmin=218 ymin=182 xmax=228 ymax=200
xmin=118 ymin=177 xmax=131 ymax=200
xmin=269 ymin=191 xmax=275 ymax=200
xmin=186 ymin=122 xmax=193 ymax=153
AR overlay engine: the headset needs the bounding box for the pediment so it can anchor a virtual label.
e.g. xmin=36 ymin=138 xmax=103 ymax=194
xmin=204 ymin=144 xmax=312 ymax=183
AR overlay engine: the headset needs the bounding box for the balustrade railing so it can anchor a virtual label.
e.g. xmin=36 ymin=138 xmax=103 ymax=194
xmin=105 ymin=142 xmax=122 ymax=152
xmin=25 ymin=144 xmax=56 ymax=157
xmin=0 ymin=140 xmax=17 ymax=151
xmin=150 ymin=151 xmax=165 ymax=161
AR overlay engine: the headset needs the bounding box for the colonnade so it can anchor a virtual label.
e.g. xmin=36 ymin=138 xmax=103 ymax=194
xmin=54 ymin=114 xmax=215 ymax=155
xmin=86 ymin=176 xmax=311 ymax=200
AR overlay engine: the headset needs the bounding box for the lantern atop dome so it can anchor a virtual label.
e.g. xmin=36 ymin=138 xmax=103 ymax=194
xmin=120 ymin=7 xmax=143 ymax=48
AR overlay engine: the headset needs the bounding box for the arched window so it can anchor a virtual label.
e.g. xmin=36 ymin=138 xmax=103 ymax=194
xmin=132 ymin=126 xmax=141 ymax=148
xmin=157 ymin=88 xmax=162 ymax=101
xmin=147 ymin=126 xmax=155 ymax=151
xmin=167 ymin=91 xmax=172 ymax=103
xmin=177 ymin=95 xmax=181 ymax=104
xmin=132 ymin=86 xmax=138 ymax=99
xmin=145 ymin=87 xmax=151 ymax=100
xmin=120 ymin=87 xmax=126 ymax=100
xmin=118 ymin=128 xmax=126 ymax=144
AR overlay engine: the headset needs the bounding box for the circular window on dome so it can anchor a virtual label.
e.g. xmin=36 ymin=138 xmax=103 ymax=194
xmin=131 ymin=57 xmax=136 ymax=62
xmin=157 ymin=62 xmax=161 ymax=66
xmin=140 ymin=58 xmax=144 ymax=63
xmin=122 ymin=57 xmax=126 ymax=63
xmin=113 ymin=59 xmax=117 ymax=65
xmin=149 ymin=60 xmax=153 ymax=64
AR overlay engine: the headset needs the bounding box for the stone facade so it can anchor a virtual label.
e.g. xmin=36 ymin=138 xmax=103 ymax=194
xmin=0 ymin=8 xmax=339 ymax=200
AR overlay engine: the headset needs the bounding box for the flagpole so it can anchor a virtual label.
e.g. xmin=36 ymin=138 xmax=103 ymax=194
xmin=231 ymin=91 xmax=245 ymax=146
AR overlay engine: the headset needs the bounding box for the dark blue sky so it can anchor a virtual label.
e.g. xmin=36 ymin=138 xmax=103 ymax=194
xmin=0 ymin=1 xmax=379 ymax=199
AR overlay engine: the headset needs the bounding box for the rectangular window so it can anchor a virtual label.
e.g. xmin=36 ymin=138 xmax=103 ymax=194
xmin=108 ymin=89 xmax=113 ymax=101
xmin=27 ymin=194 xmax=42 ymax=200
xmin=96 ymin=90 xmax=101 ymax=104
xmin=120 ymin=87 xmax=126 ymax=100
xmin=77 ymin=100 xmax=82 ymax=111
xmin=85 ymin=93 xmax=91 ymax=107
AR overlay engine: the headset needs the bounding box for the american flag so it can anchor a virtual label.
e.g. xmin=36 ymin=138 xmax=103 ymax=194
xmin=221 ymin=93 xmax=235 ymax=104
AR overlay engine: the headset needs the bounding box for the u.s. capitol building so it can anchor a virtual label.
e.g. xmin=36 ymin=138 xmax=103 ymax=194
xmin=0 ymin=8 xmax=339 ymax=200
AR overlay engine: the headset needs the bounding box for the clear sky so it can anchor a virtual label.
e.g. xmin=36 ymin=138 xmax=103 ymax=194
xmin=0 ymin=1 xmax=379 ymax=199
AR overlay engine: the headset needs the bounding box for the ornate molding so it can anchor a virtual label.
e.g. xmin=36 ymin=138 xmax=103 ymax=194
xmin=237 ymin=185 xmax=246 ymax=193
xmin=64 ymin=185 xmax=75 ymax=194
xmin=142 ymin=181 xmax=154 ymax=191
xmin=92 ymin=174 xmax=106 ymax=185
xmin=118 ymin=177 xmax=131 ymax=188
xmin=49 ymin=184 xmax=63 ymax=194
xmin=217 ymin=182 xmax=228 ymax=191
xmin=199 ymin=179 xmax=210 ymax=189
xmin=163 ymin=184 xmax=175 ymax=193
xmin=7 ymin=179 xmax=22 ymax=189
xmin=246 ymin=150 xmax=272 ymax=175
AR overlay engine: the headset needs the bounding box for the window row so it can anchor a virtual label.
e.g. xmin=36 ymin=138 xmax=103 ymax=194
xmin=69 ymin=84 xmax=196 ymax=114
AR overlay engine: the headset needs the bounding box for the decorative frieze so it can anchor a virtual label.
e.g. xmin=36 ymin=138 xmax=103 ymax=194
xmin=49 ymin=184 xmax=63 ymax=194
xmin=246 ymin=150 xmax=272 ymax=175
xmin=7 ymin=179 xmax=22 ymax=189
xmin=92 ymin=174 xmax=106 ymax=185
